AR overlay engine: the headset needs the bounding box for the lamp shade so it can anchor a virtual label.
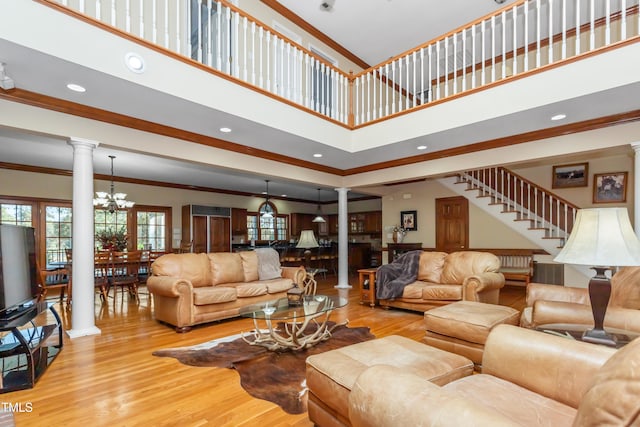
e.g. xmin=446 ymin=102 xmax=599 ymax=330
xmin=554 ymin=208 xmax=640 ymax=267
xmin=296 ymin=230 xmax=319 ymax=249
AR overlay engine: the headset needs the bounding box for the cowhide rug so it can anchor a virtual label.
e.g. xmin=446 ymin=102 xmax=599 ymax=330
xmin=152 ymin=322 xmax=375 ymax=414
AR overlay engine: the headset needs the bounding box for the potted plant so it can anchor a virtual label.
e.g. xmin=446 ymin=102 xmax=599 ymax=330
xmin=96 ymin=227 xmax=128 ymax=251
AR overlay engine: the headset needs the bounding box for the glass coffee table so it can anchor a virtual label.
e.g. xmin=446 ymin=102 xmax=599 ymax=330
xmin=239 ymin=295 xmax=348 ymax=351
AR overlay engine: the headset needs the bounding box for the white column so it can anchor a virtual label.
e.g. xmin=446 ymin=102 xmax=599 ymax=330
xmin=334 ymin=187 xmax=352 ymax=289
xmin=632 ymin=142 xmax=640 ymax=238
xmin=67 ymin=137 xmax=101 ymax=339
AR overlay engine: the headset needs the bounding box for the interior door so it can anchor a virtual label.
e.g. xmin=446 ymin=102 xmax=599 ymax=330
xmin=209 ymin=216 xmax=230 ymax=253
xmin=435 ymin=196 xmax=469 ymax=253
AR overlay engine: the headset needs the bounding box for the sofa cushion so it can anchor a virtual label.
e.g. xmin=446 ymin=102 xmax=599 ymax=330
xmin=572 ymin=335 xmax=640 ymax=426
xmin=151 ymin=253 xmax=212 ymax=288
xmin=239 ymin=251 xmax=259 ymax=282
xmin=418 ymin=251 xmax=447 ymax=283
xmin=441 ymin=251 xmax=500 ymax=284
xmin=234 ymin=282 xmax=268 ymax=298
xmin=208 ymin=253 xmax=245 ymax=285
xmin=403 ymin=281 xmax=462 ymax=301
xmin=193 ymin=286 xmax=237 ymax=305
xmin=263 ymin=278 xmax=294 ymax=294
xmin=444 ymin=374 xmax=577 ymax=426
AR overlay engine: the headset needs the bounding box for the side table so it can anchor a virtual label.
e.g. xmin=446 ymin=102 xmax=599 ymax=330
xmin=357 ymin=268 xmax=378 ymax=307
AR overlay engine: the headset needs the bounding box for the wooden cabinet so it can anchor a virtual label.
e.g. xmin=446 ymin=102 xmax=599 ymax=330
xmin=290 ymin=213 xmax=313 ymax=238
xmin=231 ymin=208 xmax=247 ymax=236
xmin=328 ymin=215 xmax=338 ymax=235
xmin=182 ymin=205 xmax=231 ymax=253
xmin=388 ymin=243 xmax=423 ymax=261
xmin=365 ymin=211 xmax=382 ymax=233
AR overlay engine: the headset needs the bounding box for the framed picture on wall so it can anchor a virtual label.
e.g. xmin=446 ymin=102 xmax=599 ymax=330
xmin=593 ymin=172 xmax=627 ymax=203
xmin=400 ymin=210 xmax=417 ymax=231
xmin=552 ymin=162 xmax=588 ymax=188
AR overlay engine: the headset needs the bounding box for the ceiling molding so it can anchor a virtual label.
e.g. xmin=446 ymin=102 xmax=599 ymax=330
xmin=260 ymin=0 xmax=370 ymax=70
xmin=343 ymin=109 xmax=640 ymax=175
xmin=0 ymin=88 xmax=345 ymax=176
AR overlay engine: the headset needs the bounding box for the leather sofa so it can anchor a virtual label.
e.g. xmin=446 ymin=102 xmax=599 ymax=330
xmin=348 ymin=324 xmax=640 ymax=427
xmin=378 ymin=251 xmax=505 ymax=312
xmin=520 ymin=266 xmax=640 ymax=332
xmin=147 ymin=251 xmax=305 ymax=332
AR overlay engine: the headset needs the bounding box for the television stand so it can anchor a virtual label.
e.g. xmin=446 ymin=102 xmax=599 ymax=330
xmin=0 ymin=302 xmax=63 ymax=393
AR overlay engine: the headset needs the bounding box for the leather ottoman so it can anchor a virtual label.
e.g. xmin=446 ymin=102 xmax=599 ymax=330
xmin=305 ymin=335 xmax=474 ymax=427
xmin=424 ymin=300 xmax=520 ymax=366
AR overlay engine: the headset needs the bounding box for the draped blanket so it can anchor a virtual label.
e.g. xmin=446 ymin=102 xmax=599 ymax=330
xmin=376 ymin=250 xmax=422 ymax=299
xmin=255 ymin=247 xmax=282 ymax=280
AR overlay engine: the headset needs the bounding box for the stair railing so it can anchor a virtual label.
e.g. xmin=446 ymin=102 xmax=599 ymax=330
xmin=459 ymin=167 xmax=579 ymax=243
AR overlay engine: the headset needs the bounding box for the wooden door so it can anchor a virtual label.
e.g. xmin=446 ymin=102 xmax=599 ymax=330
xmin=209 ymin=216 xmax=231 ymax=252
xmin=192 ymin=215 xmax=208 ymax=253
xmin=435 ymin=196 xmax=469 ymax=253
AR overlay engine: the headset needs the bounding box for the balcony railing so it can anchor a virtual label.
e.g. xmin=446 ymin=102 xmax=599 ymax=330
xmin=44 ymin=0 xmax=639 ymax=128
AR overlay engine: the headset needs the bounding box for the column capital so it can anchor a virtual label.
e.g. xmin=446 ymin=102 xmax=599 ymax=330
xmin=68 ymin=137 xmax=99 ymax=149
xmin=631 ymin=142 xmax=640 ymax=152
xmin=334 ymin=187 xmax=351 ymax=193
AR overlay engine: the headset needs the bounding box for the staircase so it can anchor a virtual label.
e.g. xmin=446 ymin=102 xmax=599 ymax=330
xmin=438 ymin=167 xmax=590 ymax=281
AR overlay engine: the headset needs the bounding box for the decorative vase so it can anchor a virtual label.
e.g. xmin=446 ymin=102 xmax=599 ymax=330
xmin=393 ymin=231 xmax=404 ymax=243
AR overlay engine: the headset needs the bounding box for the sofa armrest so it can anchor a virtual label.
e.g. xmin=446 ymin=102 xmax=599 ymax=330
xmin=349 ymin=365 xmax=516 ymax=427
xmin=525 ymin=283 xmax=589 ymax=307
xmin=482 ymin=325 xmax=615 ymax=408
xmin=147 ymin=276 xmax=194 ymax=298
xmin=462 ymin=272 xmax=505 ymax=300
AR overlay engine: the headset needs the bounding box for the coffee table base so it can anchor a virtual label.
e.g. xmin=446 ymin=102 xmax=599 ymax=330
xmin=242 ymin=312 xmax=348 ymax=351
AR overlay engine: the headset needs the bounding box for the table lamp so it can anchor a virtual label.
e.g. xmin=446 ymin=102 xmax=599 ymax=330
xmin=553 ymin=208 xmax=640 ymax=346
xmin=287 ymin=230 xmax=319 ymax=306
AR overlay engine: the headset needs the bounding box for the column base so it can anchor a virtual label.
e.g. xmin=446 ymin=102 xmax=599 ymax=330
xmin=66 ymin=326 xmax=102 ymax=339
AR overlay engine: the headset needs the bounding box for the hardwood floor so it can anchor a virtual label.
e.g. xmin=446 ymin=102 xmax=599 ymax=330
xmin=7 ymin=277 xmax=525 ymax=426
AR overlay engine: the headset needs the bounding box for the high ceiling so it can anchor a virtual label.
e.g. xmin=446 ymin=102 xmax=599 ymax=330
xmin=0 ymin=0 xmax=635 ymax=203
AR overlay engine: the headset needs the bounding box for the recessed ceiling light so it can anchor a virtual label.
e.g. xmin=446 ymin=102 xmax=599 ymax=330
xmin=551 ymin=113 xmax=567 ymax=121
xmin=66 ymin=83 xmax=86 ymax=93
xmin=219 ymin=127 xmax=232 ymax=133
xmin=313 ymin=153 xmax=323 ymax=158
xmin=281 ymin=194 xmax=287 ymax=197
xmin=125 ymin=52 xmax=145 ymax=73
xmin=417 ymin=145 xmax=428 ymax=150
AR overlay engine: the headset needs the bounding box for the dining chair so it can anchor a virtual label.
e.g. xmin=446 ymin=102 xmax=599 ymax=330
xmin=38 ymin=267 xmax=71 ymax=308
xmin=94 ymin=251 xmax=111 ymax=302
xmin=109 ymin=250 xmax=142 ymax=302
xmin=138 ymin=250 xmax=151 ymax=284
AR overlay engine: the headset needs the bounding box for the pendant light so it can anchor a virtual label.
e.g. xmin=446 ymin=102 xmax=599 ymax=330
xmin=261 ymin=179 xmax=274 ymax=218
xmin=93 ymin=155 xmax=135 ymax=214
xmin=312 ymin=188 xmax=326 ymax=223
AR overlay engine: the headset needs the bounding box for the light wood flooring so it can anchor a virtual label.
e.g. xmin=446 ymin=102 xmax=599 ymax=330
xmin=7 ymin=276 xmax=525 ymax=427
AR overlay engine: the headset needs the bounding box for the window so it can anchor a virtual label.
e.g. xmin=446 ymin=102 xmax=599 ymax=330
xmin=248 ymin=202 xmax=288 ymax=242
xmin=135 ymin=207 xmax=170 ymax=251
xmin=44 ymin=205 xmax=72 ymax=265
xmin=0 ymin=202 xmax=33 ymax=227
xmin=94 ymin=209 xmax=128 ymax=250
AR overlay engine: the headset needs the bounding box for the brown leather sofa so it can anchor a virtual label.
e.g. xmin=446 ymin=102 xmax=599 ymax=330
xmin=520 ymin=266 xmax=640 ymax=332
xmin=147 ymin=251 xmax=305 ymax=332
xmin=348 ymin=324 xmax=640 ymax=427
xmin=378 ymin=251 xmax=505 ymax=312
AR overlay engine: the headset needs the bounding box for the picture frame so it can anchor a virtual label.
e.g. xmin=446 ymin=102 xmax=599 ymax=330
xmin=593 ymin=172 xmax=628 ymax=204
xmin=552 ymin=162 xmax=588 ymax=188
xmin=400 ymin=210 xmax=417 ymax=231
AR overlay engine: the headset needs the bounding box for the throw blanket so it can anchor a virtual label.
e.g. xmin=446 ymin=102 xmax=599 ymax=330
xmin=376 ymin=250 xmax=422 ymax=299
xmin=255 ymin=247 xmax=282 ymax=280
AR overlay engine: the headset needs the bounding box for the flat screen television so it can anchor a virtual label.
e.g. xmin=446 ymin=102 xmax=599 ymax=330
xmin=0 ymin=224 xmax=40 ymax=320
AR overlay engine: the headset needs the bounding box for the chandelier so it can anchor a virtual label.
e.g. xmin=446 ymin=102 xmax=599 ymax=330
xmin=93 ymin=155 xmax=135 ymax=214
xmin=312 ymin=188 xmax=326 ymax=223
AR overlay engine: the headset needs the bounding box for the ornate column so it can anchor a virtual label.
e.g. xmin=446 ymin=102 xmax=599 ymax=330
xmin=67 ymin=137 xmax=101 ymax=339
xmin=633 ymin=143 xmax=640 ymax=238
xmin=334 ymin=187 xmax=352 ymax=289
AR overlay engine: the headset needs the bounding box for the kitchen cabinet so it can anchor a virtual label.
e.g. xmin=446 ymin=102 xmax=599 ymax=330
xmin=182 ymin=205 xmax=231 ymax=253
xmin=231 ymin=208 xmax=247 ymax=236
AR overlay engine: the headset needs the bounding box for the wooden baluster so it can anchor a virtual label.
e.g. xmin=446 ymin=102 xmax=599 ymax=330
xmin=206 ymin=0 xmax=213 ymax=67
xmin=471 ymin=24 xmax=476 ymax=89
xmin=405 ymin=55 xmax=410 ymax=110
xmin=620 ymin=0 xmax=626 ymax=41
xmin=138 ymin=0 xmax=143 ymax=38
xmin=250 ymin=22 xmax=256 ymax=85
xmin=524 ymin=0 xmax=529 ymax=71
xmin=605 ymin=0 xmax=611 ymax=45
xmin=285 ymin=43 xmax=291 ymax=100
xmin=125 ymin=0 xmax=131 ymax=33
xmin=216 ymin=1 xmax=222 ymax=69
xmin=590 ymin=0 xmax=595 ymax=51
xmin=151 ymin=0 xmax=157 ymax=44
xmin=491 ymin=15 xmax=496 ymax=83
xmin=512 ymin=5 xmax=518 ymax=75
xmin=435 ymin=41 xmax=441 ymax=100
xmin=548 ymin=0 xmax=554 ymax=64
xmin=481 ymin=21 xmax=486 ymax=85
xmin=561 ymin=0 xmax=567 ymax=60
xmin=452 ymin=34 xmax=458 ymax=95
xmin=501 ymin=10 xmax=506 ymax=79
xmin=163 ymin=0 xmax=169 ymax=48
xmin=444 ymin=36 xmax=449 ymax=97
xmin=366 ymin=72 xmax=371 ymax=122
xmin=575 ymin=0 xmax=581 ymax=55
xmin=242 ymin=16 xmax=248 ymax=82
xmin=536 ymin=0 xmax=541 ymax=68
xmin=412 ymin=51 xmax=417 ymax=108
xmin=427 ymin=45 xmax=433 ymax=102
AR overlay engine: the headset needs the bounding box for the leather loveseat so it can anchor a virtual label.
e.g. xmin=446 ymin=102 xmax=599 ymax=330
xmin=348 ymin=324 xmax=640 ymax=427
xmin=147 ymin=250 xmax=305 ymax=332
xmin=378 ymin=251 xmax=505 ymax=312
xmin=520 ymin=266 xmax=640 ymax=333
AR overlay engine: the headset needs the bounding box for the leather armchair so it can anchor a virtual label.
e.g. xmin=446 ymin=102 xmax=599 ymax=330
xmin=520 ymin=266 xmax=640 ymax=332
xmin=348 ymin=325 xmax=640 ymax=427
